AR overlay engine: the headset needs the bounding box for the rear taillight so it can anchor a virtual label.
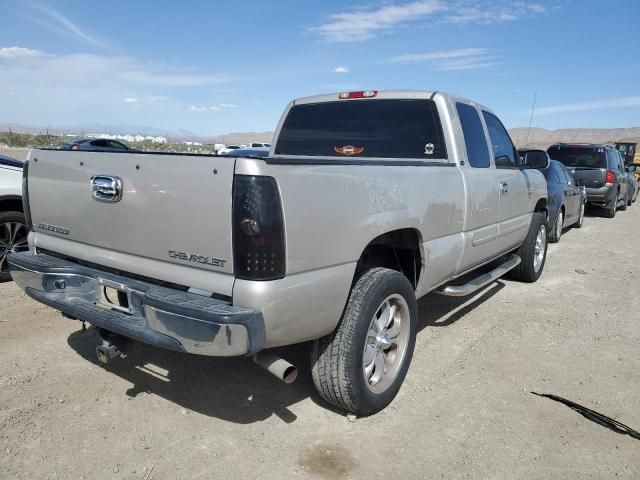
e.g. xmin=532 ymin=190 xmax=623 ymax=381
xmin=232 ymin=175 xmax=285 ymax=280
xmin=22 ymin=160 xmax=33 ymax=230
xmin=605 ymin=170 xmax=616 ymax=185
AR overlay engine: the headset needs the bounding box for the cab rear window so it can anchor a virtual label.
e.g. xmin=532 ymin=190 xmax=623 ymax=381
xmin=274 ymin=99 xmax=447 ymax=159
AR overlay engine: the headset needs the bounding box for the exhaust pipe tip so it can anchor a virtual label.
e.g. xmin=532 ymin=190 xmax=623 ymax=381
xmin=281 ymin=364 xmax=298 ymax=384
xmin=253 ymin=350 xmax=297 ymax=384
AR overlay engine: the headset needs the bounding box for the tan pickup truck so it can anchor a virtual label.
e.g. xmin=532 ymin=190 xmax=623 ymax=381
xmin=9 ymin=90 xmax=549 ymax=415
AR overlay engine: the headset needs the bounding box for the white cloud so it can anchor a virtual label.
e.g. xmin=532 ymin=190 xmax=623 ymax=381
xmin=312 ymin=1 xmax=546 ymax=43
xmin=0 ymin=47 xmax=46 ymax=58
xmin=389 ymin=48 xmax=490 ymax=63
xmin=333 ymin=66 xmax=349 ymax=73
xmin=189 ymin=104 xmax=238 ymax=112
xmin=388 ymin=48 xmax=499 ymax=70
xmin=312 ymin=1 xmax=442 ymax=43
xmin=31 ymin=3 xmax=106 ymax=48
xmin=0 ymin=46 xmax=235 ymax=127
xmin=532 ymin=97 xmax=640 ymax=116
xmin=446 ymin=2 xmax=546 ymax=23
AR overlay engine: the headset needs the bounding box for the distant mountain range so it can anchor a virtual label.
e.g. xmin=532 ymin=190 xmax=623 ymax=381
xmin=509 ymin=127 xmax=640 ymax=149
xmin=3 ymin=121 xmax=640 ymax=149
xmin=219 ymin=127 xmax=640 ymax=149
xmin=0 ymin=122 xmax=275 ymax=144
xmin=0 ymin=122 xmax=201 ymax=140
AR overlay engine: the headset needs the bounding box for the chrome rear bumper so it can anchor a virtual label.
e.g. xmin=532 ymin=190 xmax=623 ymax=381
xmin=7 ymin=251 xmax=265 ymax=356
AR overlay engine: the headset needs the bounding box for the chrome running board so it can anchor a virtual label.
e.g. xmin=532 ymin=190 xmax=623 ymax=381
xmin=436 ymin=254 xmax=521 ymax=297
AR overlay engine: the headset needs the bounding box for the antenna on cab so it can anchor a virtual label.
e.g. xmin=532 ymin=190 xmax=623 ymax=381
xmin=525 ymin=90 xmax=538 ymax=147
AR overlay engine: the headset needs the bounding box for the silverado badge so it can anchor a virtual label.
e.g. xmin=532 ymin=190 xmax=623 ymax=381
xmin=334 ymin=145 xmax=364 ymax=156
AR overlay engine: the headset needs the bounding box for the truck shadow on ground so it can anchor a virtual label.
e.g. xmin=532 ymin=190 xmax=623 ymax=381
xmin=66 ymin=282 xmax=505 ymax=424
xmin=416 ymin=281 xmax=505 ymax=330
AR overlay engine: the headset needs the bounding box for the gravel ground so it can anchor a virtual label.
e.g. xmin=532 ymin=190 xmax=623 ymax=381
xmin=1 ymin=204 xmax=639 ymax=479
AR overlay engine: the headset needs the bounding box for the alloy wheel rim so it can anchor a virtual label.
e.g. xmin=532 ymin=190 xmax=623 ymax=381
xmin=0 ymin=221 xmax=29 ymax=273
xmin=556 ymin=212 xmax=563 ymax=239
xmin=533 ymin=225 xmax=546 ymax=273
xmin=579 ymin=203 xmax=584 ymax=225
xmin=362 ymin=294 xmax=410 ymax=394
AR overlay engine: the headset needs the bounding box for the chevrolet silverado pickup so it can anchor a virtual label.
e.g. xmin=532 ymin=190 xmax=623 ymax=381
xmin=9 ymin=90 xmax=549 ymax=415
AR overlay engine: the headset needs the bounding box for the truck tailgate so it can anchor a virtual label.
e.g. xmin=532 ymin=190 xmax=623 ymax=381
xmin=27 ymin=150 xmax=235 ymax=278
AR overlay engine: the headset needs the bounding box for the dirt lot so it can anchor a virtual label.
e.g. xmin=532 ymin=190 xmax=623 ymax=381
xmin=1 ymin=202 xmax=639 ymax=479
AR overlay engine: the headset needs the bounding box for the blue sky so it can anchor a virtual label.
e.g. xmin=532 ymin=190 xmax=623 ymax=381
xmin=0 ymin=0 xmax=639 ymax=136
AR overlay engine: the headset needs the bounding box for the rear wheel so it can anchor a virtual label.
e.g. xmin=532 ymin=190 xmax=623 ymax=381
xmin=0 ymin=211 xmax=29 ymax=283
xmin=620 ymin=191 xmax=628 ymax=211
xmin=603 ymin=197 xmax=617 ymax=218
xmin=311 ymin=267 xmax=417 ymax=416
xmin=507 ymin=211 xmax=547 ymax=283
xmin=549 ymin=209 xmax=563 ymax=243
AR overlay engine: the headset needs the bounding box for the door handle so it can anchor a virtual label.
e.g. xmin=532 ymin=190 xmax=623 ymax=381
xmin=500 ymin=181 xmax=509 ymax=194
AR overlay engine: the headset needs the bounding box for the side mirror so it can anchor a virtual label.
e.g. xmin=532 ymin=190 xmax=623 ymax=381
xmin=522 ymin=150 xmax=549 ymax=169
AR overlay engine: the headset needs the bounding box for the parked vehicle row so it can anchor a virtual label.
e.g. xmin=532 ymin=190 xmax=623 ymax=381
xmin=547 ymin=143 xmax=638 ymax=219
xmin=2 ymin=90 xmax=638 ymax=416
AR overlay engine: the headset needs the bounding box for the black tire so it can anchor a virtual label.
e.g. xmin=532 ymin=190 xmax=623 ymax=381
xmin=620 ymin=192 xmax=628 ymax=211
xmin=507 ymin=211 xmax=547 ymax=283
xmin=603 ymin=197 xmax=617 ymax=218
xmin=627 ymin=192 xmax=633 ymax=207
xmin=548 ymin=209 xmax=563 ymax=243
xmin=311 ymin=267 xmax=417 ymax=416
xmin=574 ymin=201 xmax=585 ymax=229
xmin=0 ymin=210 xmax=28 ymax=283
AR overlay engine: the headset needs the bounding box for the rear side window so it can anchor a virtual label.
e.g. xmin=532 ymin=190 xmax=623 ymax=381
xmin=482 ymin=111 xmax=517 ymax=168
xmin=108 ymin=141 xmax=126 ymax=149
xmin=559 ymin=164 xmax=575 ymax=185
xmin=456 ymin=103 xmax=489 ymax=168
xmin=275 ymin=99 xmax=447 ymax=159
xmin=607 ymin=149 xmax=622 ymax=170
xmin=555 ymin=164 xmax=570 ymax=184
xmin=547 ymin=146 xmax=606 ymax=169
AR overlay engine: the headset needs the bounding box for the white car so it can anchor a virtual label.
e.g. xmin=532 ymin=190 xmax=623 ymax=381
xmin=248 ymin=142 xmax=271 ymax=148
xmin=217 ymin=145 xmax=242 ymax=155
xmin=0 ymin=154 xmax=27 ymax=281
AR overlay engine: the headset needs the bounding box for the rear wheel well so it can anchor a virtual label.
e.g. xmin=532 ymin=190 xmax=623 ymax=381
xmin=0 ymin=197 xmax=23 ymax=214
xmin=534 ymin=198 xmax=548 ymax=219
xmin=355 ymin=229 xmax=422 ymax=289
